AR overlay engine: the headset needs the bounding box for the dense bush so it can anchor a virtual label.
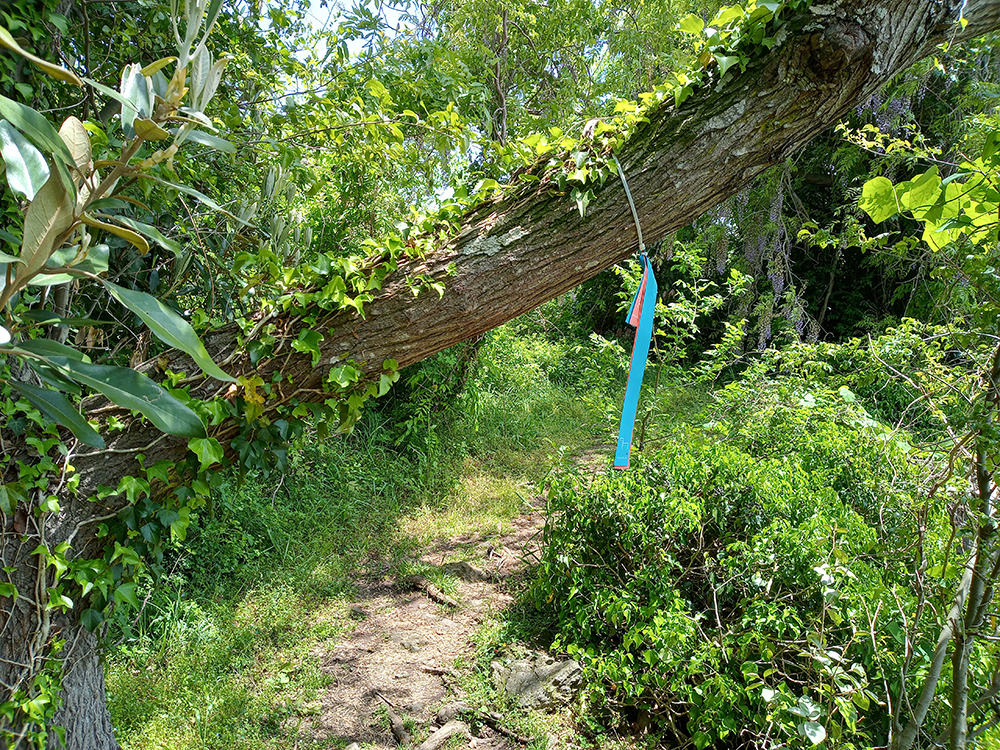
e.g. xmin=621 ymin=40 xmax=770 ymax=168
xmin=531 ymin=381 xmax=968 ymax=749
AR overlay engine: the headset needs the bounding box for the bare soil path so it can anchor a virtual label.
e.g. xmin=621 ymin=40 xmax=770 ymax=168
xmin=312 ymin=495 xmax=548 ymax=748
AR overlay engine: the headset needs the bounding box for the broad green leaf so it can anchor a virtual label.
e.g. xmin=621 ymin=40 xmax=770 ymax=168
xmin=187 ymin=436 xmax=224 ymax=471
xmin=0 ymin=95 xmax=75 ymax=165
xmin=184 ymin=129 xmax=236 ymax=153
xmin=0 ymin=481 xmax=27 ymax=514
xmin=119 ymin=64 xmax=150 ymax=138
xmin=133 ymin=118 xmax=170 ymax=141
xmin=140 ymin=57 xmax=176 ymax=76
xmin=80 ymin=608 xmax=105 ymax=631
xmin=82 ymin=213 xmax=149 ymax=255
xmin=8 ymin=381 xmax=104 ymax=448
xmin=797 ymin=721 xmax=826 ymax=745
xmin=104 ymin=281 xmax=235 ymax=382
xmin=859 ymin=176 xmax=898 ymax=223
xmin=28 ymin=242 xmax=109 ymax=286
xmin=0 ymin=25 xmax=82 ymax=86
xmin=716 ymin=55 xmax=739 ymax=77
xmin=19 ymin=310 xmax=106 ymax=326
xmin=712 ymin=5 xmax=745 ymax=25
xmin=291 ymin=329 xmax=324 ymax=367
xmin=0 ymin=227 xmax=19 ymax=248
xmin=0 ymin=120 xmax=50 ymax=200
xmin=678 ymin=13 xmax=704 ymax=35
xmin=983 ymin=130 xmax=1000 ymax=162
xmin=57 ymin=116 xmax=91 ymax=175
xmin=15 ymin=168 xmax=75 ymax=282
xmin=15 ymin=338 xmax=90 ymax=360
xmin=45 ymin=356 xmax=207 ymax=437
xmin=900 ymin=167 xmax=941 ymax=214
xmin=108 ymin=216 xmax=181 ymax=254
xmin=115 ymin=582 xmax=140 ymax=609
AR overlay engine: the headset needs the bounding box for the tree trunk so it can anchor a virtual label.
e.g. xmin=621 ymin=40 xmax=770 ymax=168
xmin=5 ymin=1 xmax=1000 ymax=746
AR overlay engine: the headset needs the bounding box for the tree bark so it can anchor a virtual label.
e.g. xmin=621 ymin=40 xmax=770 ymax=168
xmin=5 ymin=1 xmax=1000 ymax=747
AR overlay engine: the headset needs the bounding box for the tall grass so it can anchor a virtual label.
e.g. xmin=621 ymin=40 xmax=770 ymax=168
xmin=105 ymin=302 xmax=620 ymax=748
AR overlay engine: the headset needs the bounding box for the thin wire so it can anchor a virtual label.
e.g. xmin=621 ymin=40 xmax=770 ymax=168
xmin=613 ymin=154 xmax=645 ymax=253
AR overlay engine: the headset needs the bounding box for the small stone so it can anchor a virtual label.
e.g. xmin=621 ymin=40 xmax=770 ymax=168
xmin=345 ymin=744 xmax=361 ymax=750
xmin=394 ymin=671 xmax=410 ymax=679
xmin=401 ymin=634 xmax=430 ymax=652
xmin=435 ymin=701 xmax=471 ymax=724
xmin=407 ymin=701 xmax=426 ymax=714
xmin=442 ymin=561 xmax=492 ymax=582
xmin=495 ymin=653 xmax=582 ymax=710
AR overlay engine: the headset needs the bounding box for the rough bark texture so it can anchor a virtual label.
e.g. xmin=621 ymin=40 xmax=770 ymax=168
xmin=4 ymin=1 xmax=1000 ymax=747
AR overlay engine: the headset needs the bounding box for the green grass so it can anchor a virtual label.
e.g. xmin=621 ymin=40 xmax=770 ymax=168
xmin=105 ymin=309 xmax=620 ymax=749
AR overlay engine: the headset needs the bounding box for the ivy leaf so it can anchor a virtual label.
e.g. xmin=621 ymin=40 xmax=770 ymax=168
xmin=0 ymin=482 xmax=28 ymax=515
xmin=104 ymin=282 xmax=235 ymax=382
xmin=859 ymin=176 xmax=898 ymax=223
xmin=8 ymin=381 xmax=104 ymax=448
xmin=292 ymin=329 xmax=324 ymax=367
xmin=0 ymin=120 xmax=50 ymax=200
xmin=80 ymin=608 xmax=105 ymax=631
xmin=44 ymin=356 xmax=207 ymax=438
xmin=115 ymin=582 xmax=140 ymax=609
xmin=187 ymin=437 xmax=224 ymax=471
xmin=716 ymin=55 xmax=739 ymax=77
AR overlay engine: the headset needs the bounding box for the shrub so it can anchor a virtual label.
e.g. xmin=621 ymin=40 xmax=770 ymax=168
xmin=531 ymin=383 xmax=938 ymax=749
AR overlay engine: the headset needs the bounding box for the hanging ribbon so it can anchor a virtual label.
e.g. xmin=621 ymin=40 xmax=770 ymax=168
xmin=614 ymin=252 xmax=657 ymax=469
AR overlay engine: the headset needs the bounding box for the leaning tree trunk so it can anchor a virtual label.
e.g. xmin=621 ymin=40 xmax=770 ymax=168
xmin=5 ymin=0 xmax=1000 ymax=747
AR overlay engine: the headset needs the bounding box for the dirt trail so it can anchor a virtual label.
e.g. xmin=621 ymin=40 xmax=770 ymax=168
xmin=312 ymin=496 xmax=548 ymax=748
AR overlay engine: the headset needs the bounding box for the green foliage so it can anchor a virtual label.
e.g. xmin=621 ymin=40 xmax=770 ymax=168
xmin=531 ymin=379 xmax=951 ymax=749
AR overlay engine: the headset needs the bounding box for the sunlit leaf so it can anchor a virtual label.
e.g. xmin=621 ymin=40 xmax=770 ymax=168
xmin=8 ymin=380 xmax=104 ymax=448
xmin=104 ymin=281 xmax=236 ymax=382
xmin=0 ymin=95 xmax=75 ymax=166
xmin=0 ymin=120 xmax=49 ymax=200
xmin=0 ymin=25 xmax=82 ymax=86
xmin=44 ymin=356 xmax=207 ymax=437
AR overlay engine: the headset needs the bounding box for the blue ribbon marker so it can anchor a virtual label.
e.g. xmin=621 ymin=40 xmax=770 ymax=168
xmin=614 ymin=253 xmax=657 ymax=469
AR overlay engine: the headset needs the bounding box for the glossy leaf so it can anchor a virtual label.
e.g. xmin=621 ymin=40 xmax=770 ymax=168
xmin=82 ymin=214 xmax=150 ymax=255
xmin=0 ymin=25 xmax=82 ymax=86
xmin=108 ymin=216 xmax=182 ymax=254
xmin=0 ymin=120 xmax=50 ymax=200
xmin=104 ymin=281 xmax=235 ymax=382
xmin=8 ymin=380 xmax=104 ymax=448
xmin=185 ymin=129 xmax=236 ymax=153
xmin=0 ymin=95 xmax=75 ymax=165
xmin=15 ymin=338 xmax=90 ymax=361
xmin=45 ymin=356 xmax=207 ymax=438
